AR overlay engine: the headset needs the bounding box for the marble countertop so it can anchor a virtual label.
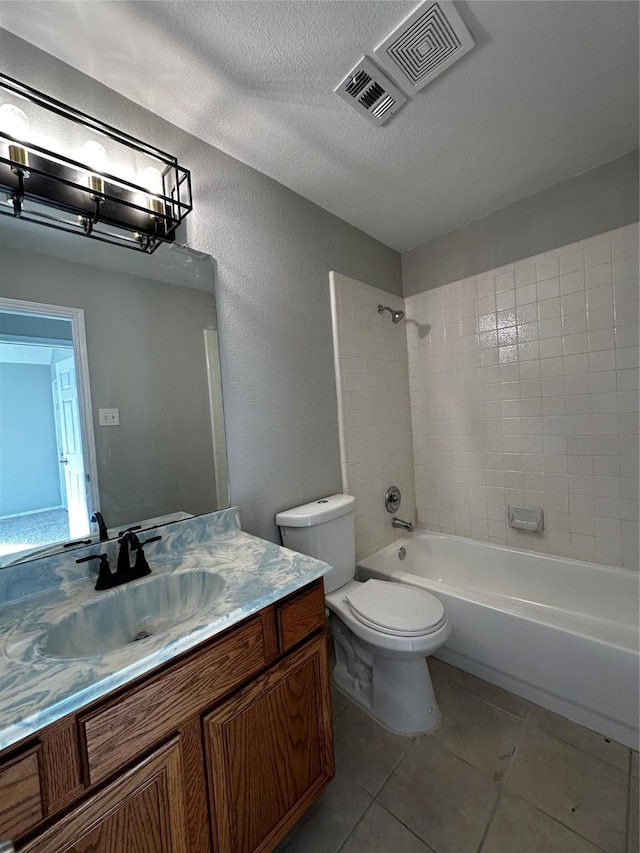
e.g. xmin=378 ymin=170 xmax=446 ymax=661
xmin=0 ymin=508 xmax=330 ymax=753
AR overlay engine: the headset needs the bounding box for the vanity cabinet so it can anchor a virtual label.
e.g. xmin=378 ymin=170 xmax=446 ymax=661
xmin=205 ymin=634 xmax=332 ymax=853
xmin=0 ymin=747 xmax=43 ymax=840
xmin=0 ymin=578 xmax=333 ymax=853
xmin=19 ymin=738 xmax=189 ymax=853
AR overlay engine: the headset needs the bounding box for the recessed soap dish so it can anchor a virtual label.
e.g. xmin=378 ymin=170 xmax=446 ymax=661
xmin=507 ymin=505 xmax=544 ymax=533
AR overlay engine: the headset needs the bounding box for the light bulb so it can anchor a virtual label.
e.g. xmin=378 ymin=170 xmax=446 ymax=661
xmin=0 ymin=104 xmax=30 ymax=140
xmin=0 ymin=103 xmax=30 ymax=173
xmin=82 ymin=140 xmax=107 ymax=171
xmin=142 ymin=166 xmax=163 ymax=193
xmin=83 ymin=140 xmax=107 ymax=201
xmin=142 ymin=166 xmax=164 ymax=219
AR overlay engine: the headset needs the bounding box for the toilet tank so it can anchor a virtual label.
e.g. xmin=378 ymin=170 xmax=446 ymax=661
xmin=276 ymin=494 xmax=355 ymax=594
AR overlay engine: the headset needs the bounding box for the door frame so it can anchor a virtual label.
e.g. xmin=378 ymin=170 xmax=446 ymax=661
xmin=0 ymin=296 xmax=101 ymax=521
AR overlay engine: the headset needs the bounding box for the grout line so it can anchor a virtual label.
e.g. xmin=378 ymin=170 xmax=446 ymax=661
xmin=331 ymin=694 xmax=350 ymax=723
xmin=503 ymin=706 xmax=620 ymax=853
xmin=335 ymin=798 xmax=375 ymax=853
xmin=475 ymin=785 xmax=505 ymax=853
xmin=500 ymin=706 xmax=530 ymax=788
xmin=451 ymin=681 xmax=531 ymax=723
xmin=376 ymin=801 xmax=439 ymax=852
xmin=507 ymin=798 xmax=613 ymax=853
xmin=477 ymin=706 xmax=532 ymax=853
xmin=371 ymin=732 xmax=416 ymax=798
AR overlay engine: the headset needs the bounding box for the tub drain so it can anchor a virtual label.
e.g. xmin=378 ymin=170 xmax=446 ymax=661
xmin=132 ymin=630 xmax=151 ymax=642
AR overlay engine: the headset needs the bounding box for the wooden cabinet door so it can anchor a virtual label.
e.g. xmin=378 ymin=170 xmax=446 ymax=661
xmin=19 ymin=737 xmax=188 ymax=853
xmin=204 ymin=634 xmax=334 ymax=853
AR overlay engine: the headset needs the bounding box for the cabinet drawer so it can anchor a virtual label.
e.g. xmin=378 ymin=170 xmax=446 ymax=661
xmin=19 ymin=737 xmax=188 ymax=853
xmin=0 ymin=746 xmax=43 ymax=840
xmin=80 ymin=616 xmax=268 ymax=785
xmin=277 ymin=580 xmax=325 ymax=653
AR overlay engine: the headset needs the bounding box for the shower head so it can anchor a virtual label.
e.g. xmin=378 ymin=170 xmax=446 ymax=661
xmin=378 ymin=304 xmax=405 ymax=324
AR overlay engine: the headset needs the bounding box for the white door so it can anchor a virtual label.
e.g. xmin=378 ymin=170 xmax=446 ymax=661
xmin=55 ymin=357 xmax=90 ymax=537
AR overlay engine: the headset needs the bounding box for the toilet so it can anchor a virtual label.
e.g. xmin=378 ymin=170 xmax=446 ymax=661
xmin=276 ymin=494 xmax=450 ymax=735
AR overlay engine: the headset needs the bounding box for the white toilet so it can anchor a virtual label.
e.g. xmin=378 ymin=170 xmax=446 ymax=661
xmin=276 ymin=494 xmax=451 ymax=735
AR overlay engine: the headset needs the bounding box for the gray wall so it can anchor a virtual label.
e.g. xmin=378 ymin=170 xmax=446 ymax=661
xmin=0 ymin=30 xmax=402 ymax=543
xmin=0 ymin=243 xmax=218 ymax=529
xmin=403 ymin=151 xmax=639 ymax=295
xmin=0 ymin=363 xmax=61 ymax=515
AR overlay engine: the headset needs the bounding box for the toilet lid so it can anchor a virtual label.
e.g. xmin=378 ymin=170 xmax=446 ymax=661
xmin=345 ymin=580 xmax=445 ymax=636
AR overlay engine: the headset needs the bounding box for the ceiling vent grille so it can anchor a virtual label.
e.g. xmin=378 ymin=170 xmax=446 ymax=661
xmin=335 ymin=57 xmax=408 ymax=126
xmin=374 ymin=0 xmax=474 ymax=94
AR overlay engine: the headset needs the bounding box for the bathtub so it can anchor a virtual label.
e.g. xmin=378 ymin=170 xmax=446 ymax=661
xmin=357 ymin=532 xmax=640 ymax=749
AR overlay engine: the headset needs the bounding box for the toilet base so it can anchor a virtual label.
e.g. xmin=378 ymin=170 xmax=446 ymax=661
xmin=330 ymin=617 xmax=441 ymax=735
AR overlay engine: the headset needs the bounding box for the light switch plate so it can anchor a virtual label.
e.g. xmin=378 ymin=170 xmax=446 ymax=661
xmin=99 ymin=408 xmax=120 ymax=426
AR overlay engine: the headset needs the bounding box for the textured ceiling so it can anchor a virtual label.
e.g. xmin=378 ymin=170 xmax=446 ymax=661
xmin=1 ymin=1 xmax=638 ymax=252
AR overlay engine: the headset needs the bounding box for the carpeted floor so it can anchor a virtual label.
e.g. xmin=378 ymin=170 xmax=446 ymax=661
xmin=0 ymin=507 xmax=69 ymax=557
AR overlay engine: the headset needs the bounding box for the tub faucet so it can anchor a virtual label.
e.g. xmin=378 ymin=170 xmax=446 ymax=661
xmin=392 ymin=517 xmax=414 ymax=532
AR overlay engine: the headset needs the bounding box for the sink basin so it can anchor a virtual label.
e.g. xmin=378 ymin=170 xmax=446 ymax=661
xmin=43 ymin=571 xmax=224 ymax=660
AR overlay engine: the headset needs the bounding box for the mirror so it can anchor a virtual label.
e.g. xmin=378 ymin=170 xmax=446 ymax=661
xmin=0 ymin=219 xmax=228 ymax=566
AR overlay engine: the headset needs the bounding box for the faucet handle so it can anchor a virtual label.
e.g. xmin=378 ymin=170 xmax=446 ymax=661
xmin=63 ymin=538 xmax=92 ymax=548
xmin=117 ymin=525 xmax=142 ymax=537
xmin=76 ymin=553 xmax=113 ymax=590
xmin=127 ymin=535 xmax=161 ymax=580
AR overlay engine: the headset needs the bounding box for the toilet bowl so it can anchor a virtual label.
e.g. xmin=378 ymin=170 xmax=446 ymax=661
xmin=325 ymin=579 xmax=450 ymax=733
xmin=276 ymin=495 xmax=450 ymax=735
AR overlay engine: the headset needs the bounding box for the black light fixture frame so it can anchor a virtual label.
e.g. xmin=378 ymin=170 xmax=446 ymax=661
xmin=0 ymin=74 xmax=193 ymax=254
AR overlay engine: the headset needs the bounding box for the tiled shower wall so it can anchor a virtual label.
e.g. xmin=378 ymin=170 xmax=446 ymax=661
xmin=330 ymin=273 xmax=415 ymax=560
xmin=406 ymin=224 xmax=639 ymax=569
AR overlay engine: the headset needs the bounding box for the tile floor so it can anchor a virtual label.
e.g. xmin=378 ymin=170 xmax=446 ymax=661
xmin=277 ymin=656 xmax=639 ymax=853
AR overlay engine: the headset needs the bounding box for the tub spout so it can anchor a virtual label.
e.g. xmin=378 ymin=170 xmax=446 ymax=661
xmin=392 ymin=517 xmax=414 ymax=532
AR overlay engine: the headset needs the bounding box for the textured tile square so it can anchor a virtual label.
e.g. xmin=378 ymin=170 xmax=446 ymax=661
xmin=433 ymin=685 xmax=526 ymax=781
xmin=428 ymin=655 xmax=457 ymax=702
xmin=330 ymin=680 xmax=349 ymax=719
xmin=451 ymin=667 xmax=532 ymax=719
xmin=482 ymin=791 xmax=605 ymax=853
xmin=332 ymin=701 xmax=412 ymax=797
xmin=378 ymin=736 xmax=500 ymax=853
xmin=507 ymin=729 xmax=628 ymax=853
xmin=275 ymin=762 xmax=371 ymax=853
xmin=340 ymin=802 xmax=435 ymax=853
xmin=528 ymin=706 xmax=631 ymax=771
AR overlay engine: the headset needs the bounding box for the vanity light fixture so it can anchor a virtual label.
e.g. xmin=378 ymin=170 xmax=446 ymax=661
xmin=0 ymin=74 xmax=193 ymax=253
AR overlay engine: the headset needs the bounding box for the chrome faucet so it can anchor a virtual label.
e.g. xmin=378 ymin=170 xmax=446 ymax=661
xmin=392 ymin=517 xmax=414 ymax=532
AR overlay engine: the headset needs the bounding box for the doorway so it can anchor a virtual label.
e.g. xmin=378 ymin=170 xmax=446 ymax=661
xmin=0 ymin=299 xmax=99 ymax=562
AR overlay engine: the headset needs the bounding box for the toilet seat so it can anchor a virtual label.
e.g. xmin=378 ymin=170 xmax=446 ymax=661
xmin=345 ymin=579 xmax=446 ymax=637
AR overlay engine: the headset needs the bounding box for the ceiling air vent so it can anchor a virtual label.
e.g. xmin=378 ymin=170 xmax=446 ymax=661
xmin=374 ymin=0 xmax=474 ymax=94
xmin=335 ymin=57 xmax=408 ymax=126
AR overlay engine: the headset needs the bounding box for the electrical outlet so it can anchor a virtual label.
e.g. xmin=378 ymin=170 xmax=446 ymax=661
xmin=99 ymin=408 xmax=120 ymax=426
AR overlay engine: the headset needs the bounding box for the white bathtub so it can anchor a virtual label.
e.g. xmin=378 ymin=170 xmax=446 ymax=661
xmin=357 ymin=532 xmax=640 ymax=749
